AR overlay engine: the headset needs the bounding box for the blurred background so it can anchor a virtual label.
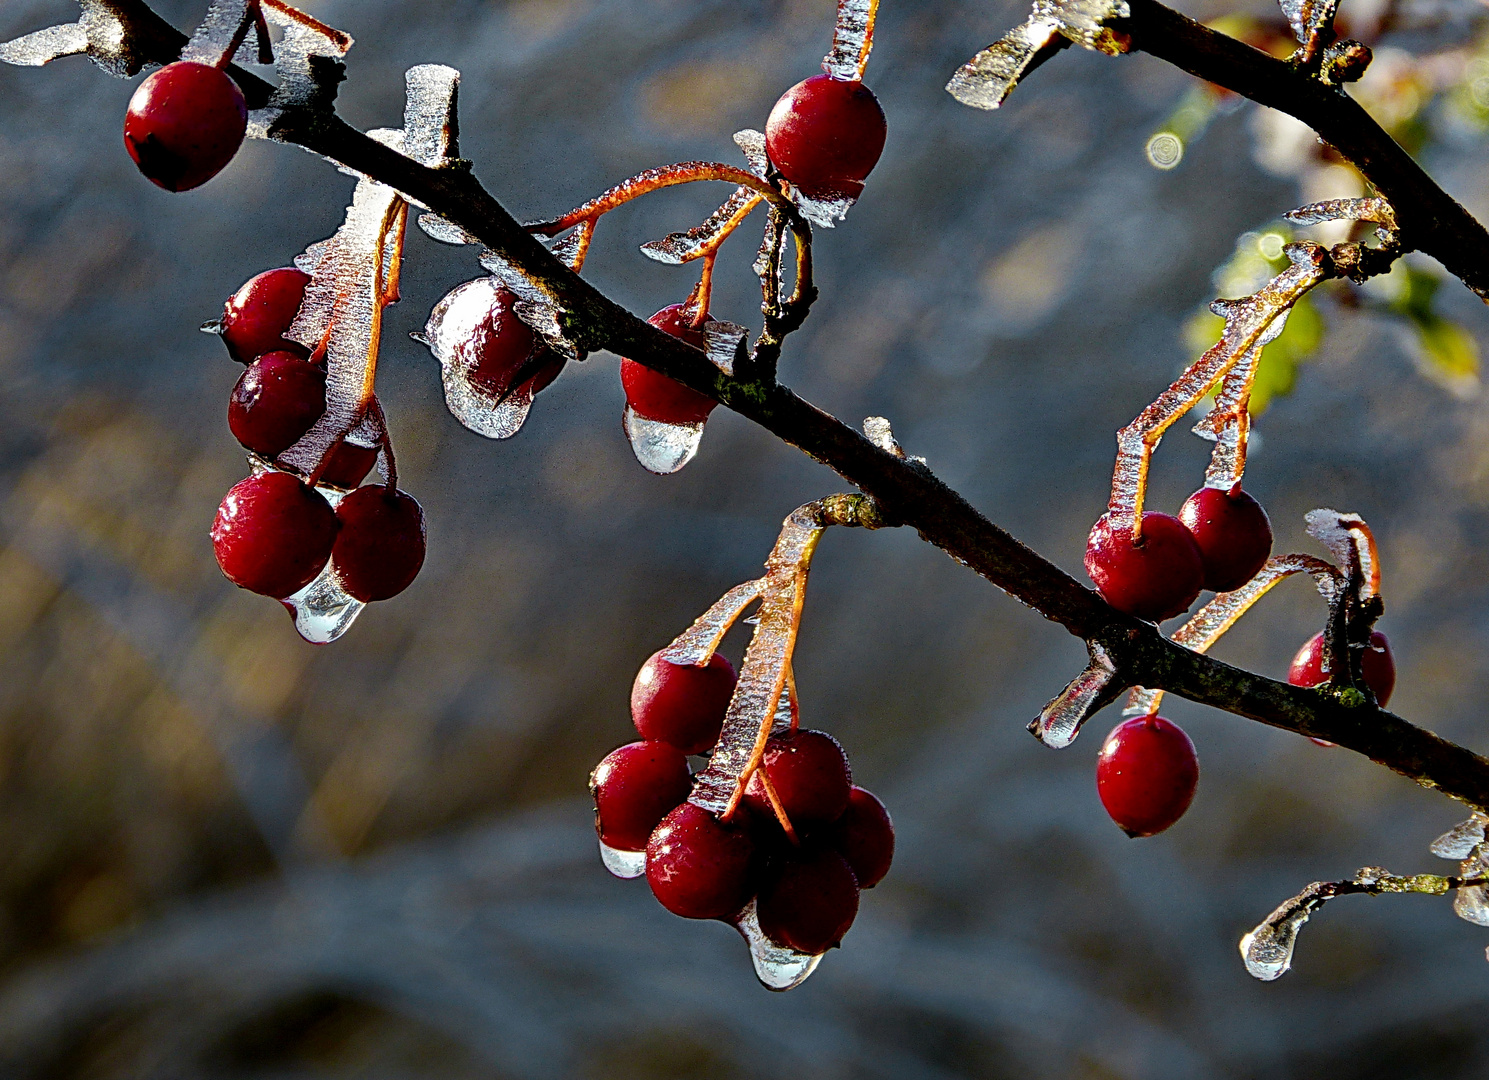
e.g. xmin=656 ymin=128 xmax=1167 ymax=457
xmin=1 ymin=0 xmax=1489 ymax=1075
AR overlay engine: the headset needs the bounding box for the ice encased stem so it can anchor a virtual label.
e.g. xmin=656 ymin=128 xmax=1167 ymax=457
xmin=1304 ymin=509 xmax=1381 ymax=601
xmin=822 ymin=0 xmax=879 ymax=80
xmin=1031 ymin=643 xmax=1117 ymax=748
xmin=734 ymin=899 xmax=822 ymax=991
xmin=659 ymin=580 xmax=765 ymax=666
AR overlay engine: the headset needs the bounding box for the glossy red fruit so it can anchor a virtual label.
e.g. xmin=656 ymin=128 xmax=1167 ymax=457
xmin=1095 ymin=715 xmax=1199 ymax=837
xmin=630 ymin=651 xmax=737 ymax=755
xmin=319 ymin=439 xmax=379 ymax=490
xmin=123 ymin=61 xmax=248 ymax=192
xmin=590 ymin=741 xmax=693 ymax=852
xmin=331 ymin=487 xmax=427 ymax=602
xmin=1178 ymin=484 xmax=1273 ymax=593
xmin=1085 ymin=512 xmax=1205 ymax=622
xmin=221 ymin=268 xmax=313 ymax=364
xmin=462 ymin=285 xmax=564 ymax=400
xmin=228 ymin=352 xmax=326 ymax=458
xmin=646 ymin=803 xmax=756 ymax=919
xmin=831 ymin=786 xmax=894 ymax=889
xmin=757 ymin=846 xmax=860 ymax=954
xmin=620 ymin=306 xmax=716 ymax=426
xmin=211 ymin=472 xmax=338 ymax=598
xmin=764 ymin=74 xmax=887 ymax=199
xmin=744 ymin=728 xmax=852 ymax=825
xmin=1287 ymin=630 xmax=1396 ymax=706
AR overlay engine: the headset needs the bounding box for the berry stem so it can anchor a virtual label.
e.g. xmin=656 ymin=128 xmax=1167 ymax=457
xmin=757 ymin=767 xmax=800 ymax=844
xmin=683 ymin=257 xmax=715 ymax=330
xmin=216 ymin=0 xmax=263 ymax=70
xmin=525 ymin=162 xmax=789 ymax=238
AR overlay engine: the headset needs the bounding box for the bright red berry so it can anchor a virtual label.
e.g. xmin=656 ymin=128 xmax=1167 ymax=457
xmin=461 ymin=285 xmax=564 ymax=400
xmin=228 ymin=352 xmax=326 ymax=458
xmin=331 ymin=486 xmax=427 ymax=602
xmin=221 ymin=268 xmax=312 ymax=364
xmin=1095 ymin=715 xmax=1199 ymax=838
xmin=757 ymin=846 xmax=860 ymax=954
xmin=630 ymin=651 xmax=737 ymax=755
xmin=211 ymin=472 xmax=338 ymax=598
xmin=646 ymin=803 xmax=756 ymax=920
xmin=1085 ymin=512 xmax=1205 ymax=622
xmin=1178 ymin=484 xmax=1273 ymax=593
xmin=620 ymin=306 xmax=716 ymax=426
xmin=1287 ymin=630 xmax=1396 ymax=706
xmin=830 ymin=786 xmax=894 ymax=889
xmin=744 ymin=728 xmax=852 ymax=825
xmin=590 ymin=741 xmax=693 ymax=852
xmin=123 ymin=61 xmax=248 ymax=192
xmin=319 ymin=439 xmax=379 ymax=490
xmin=765 ymin=74 xmax=887 ymax=199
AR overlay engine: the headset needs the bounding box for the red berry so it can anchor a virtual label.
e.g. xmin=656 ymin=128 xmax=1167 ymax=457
xmin=830 ymin=786 xmax=894 ymax=889
xmin=1095 ymin=715 xmax=1199 ymax=837
xmin=1287 ymin=630 xmax=1396 ymax=706
xmin=765 ymin=74 xmax=887 ymax=199
xmin=228 ymin=352 xmax=326 ymax=458
xmin=331 ymin=486 xmax=427 ymax=602
xmin=211 ymin=472 xmax=338 ymax=598
xmin=1178 ymin=484 xmax=1273 ymax=593
xmin=221 ymin=268 xmax=313 ymax=364
xmin=123 ymin=62 xmax=248 ymax=192
xmin=630 ymin=651 xmax=737 ymax=754
xmin=757 ymin=846 xmax=860 ymax=954
xmin=620 ymin=306 xmax=717 ymax=426
xmin=646 ymin=802 xmax=756 ymax=919
xmin=590 ymin=741 xmax=693 ymax=853
xmin=1085 ymin=512 xmax=1205 ymax=622
xmin=461 ymin=285 xmax=564 ymax=400
xmin=744 ymin=728 xmax=852 ymax=825
xmin=319 ymin=439 xmax=379 ymax=490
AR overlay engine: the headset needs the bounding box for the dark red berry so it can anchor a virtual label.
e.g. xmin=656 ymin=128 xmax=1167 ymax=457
xmin=319 ymin=439 xmax=379 ymax=490
xmin=1095 ymin=715 xmax=1199 ymax=837
xmin=646 ymin=802 xmax=756 ymax=919
xmin=123 ymin=61 xmax=248 ymax=192
xmin=459 ymin=285 xmax=564 ymax=401
xmin=1085 ymin=512 xmax=1205 ymax=622
xmin=620 ymin=306 xmax=716 ymax=426
xmin=590 ymin=741 xmax=693 ymax=852
xmin=757 ymin=846 xmax=860 ymax=954
xmin=331 ymin=486 xmax=427 ymax=602
xmin=744 ymin=728 xmax=852 ymax=825
xmin=764 ymin=74 xmax=887 ymax=199
xmin=830 ymin=786 xmax=894 ymax=889
xmin=1178 ymin=484 xmax=1273 ymax=593
xmin=221 ymin=268 xmax=312 ymax=364
xmin=211 ymin=471 xmax=338 ymax=598
xmin=630 ymin=650 xmax=737 ymax=754
xmin=1288 ymin=630 xmax=1396 ymax=706
xmin=228 ymin=352 xmax=326 ymax=458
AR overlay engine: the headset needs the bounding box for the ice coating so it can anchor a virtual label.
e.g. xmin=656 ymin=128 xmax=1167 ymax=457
xmin=1109 ymin=242 xmax=1329 ymax=530
xmin=1285 ymin=196 xmax=1397 ymax=242
xmin=1126 ymin=554 xmax=1342 ymax=717
xmin=1432 ymin=813 xmax=1489 ymax=860
xmin=790 ymin=188 xmax=855 ymax=230
xmin=1454 ymin=843 xmax=1489 ymax=926
xmin=0 ymin=22 xmax=89 ymax=67
xmin=180 ymin=0 xmax=260 ymax=67
xmin=548 ymin=223 xmax=593 ymax=271
xmin=401 ymin=64 xmax=461 ymax=168
xmin=753 ymin=206 xmax=787 ymax=300
xmin=418 ymin=213 xmax=475 ymax=246
xmin=598 ymin=841 xmax=646 ymax=880
xmin=703 ymin=319 xmax=748 ymax=377
xmin=733 ymin=129 xmax=770 ymax=178
xmin=623 ymin=409 xmax=705 ymax=475
xmin=691 ymin=505 xmax=830 ymax=814
xmin=946 ymin=19 xmax=1063 ymax=110
xmin=822 ymin=0 xmax=879 ymax=81
xmin=477 ymin=249 xmax=580 ymax=363
xmin=1304 ymin=509 xmax=1380 ymax=600
xmin=0 ymin=0 xmax=159 ymax=78
xmin=734 ymin=900 xmax=822 ymax=991
xmin=1278 ymin=0 xmax=1341 ymax=47
xmin=282 ymin=559 xmax=366 ymax=644
xmin=863 ymin=416 xmax=902 ymax=456
xmin=1192 ymin=308 xmax=1287 ymax=489
xmin=659 ymin=579 xmax=765 ymax=667
xmin=1031 ymin=643 xmax=1117 ymax=748
xmin=237 ymin=1 xmax=355 ymax=140
xmin=641 ymin=188 xmax=764 ymax=266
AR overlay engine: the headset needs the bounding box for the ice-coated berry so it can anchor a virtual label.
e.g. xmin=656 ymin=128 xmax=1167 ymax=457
xmin=228 ymin=352 xmax=326 ymax=458
xmin=123 ymin=61 xmax=248 ymax=192
xmin=620 ymin=306 xmax=717 ymax=426
xmin=764 ymin=74 xmax=887 ymax=199
xmin=1288 ymin=630 xmax=1396 ymax=706
xmin=590 ymin=741 xmax=693 ymax=853
xmin=743 ymin=728 xmax=852 ymax=825
xmin=462 ymin=285 xmax=564 ymax=400
xmin=221 ymin=268 xmax=312 ymax=364
xmin=757 ymin=846 xmax=860 ymax=954
xmin=630 ymin=650 xmax=737 ymax=755
xmin=331 ymin=486 xmax=427 ymax=602
xmin=1095 ymin=715 xmax=1199 ymax=838
xmin=646 ymin=802 xmax=756 ymax=919
xmin=211 ymin=472 xmax=338 ymax=599
xmin=1178 ymin=484 xmax=1273 ymax=593
xmin=830 ymin=786 xmax=894 ymax=889
xmin=1085 ymin=511 xmax=1205 ymax=622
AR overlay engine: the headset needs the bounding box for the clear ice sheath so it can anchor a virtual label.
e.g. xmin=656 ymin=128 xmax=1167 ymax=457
xmin=623 ymin=407 xmax=704 ymax=475
xmin=735 ymin=900 xmax=822 ymax=991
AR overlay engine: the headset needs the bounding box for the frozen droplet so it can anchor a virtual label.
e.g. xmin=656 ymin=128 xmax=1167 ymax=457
xmin=1431 ymin=813 xmax=1488 ymax=860
xmin=1455 ymin=844 xmax=1489 ymax=926
xmin=1239 ymin=887 xmax=1320 ymax=981
xmin=1145 ymin=132 xmax=1183 ymax=169
xmin=734 ymin=900 xmax=822 ymax=991
xmin=946 ymin=18 xmax=1061 ymax=111
xmin=624 ymin=406 xmax=704 ymax=474
xmin=1031 ymin=644 xmax=1116 ymax=748
xmin=282 ymin=560 xmax=365 ymax=644
xmin=598 ymin=840 xmax=646 ymax=879
xmin=790 ymin=188 xmax=856 ymax=230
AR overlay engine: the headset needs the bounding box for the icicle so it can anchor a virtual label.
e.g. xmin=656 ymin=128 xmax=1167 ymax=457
xmin=946 ymin=0 xmax=1130 ymax=110
xmin=281 ymin=559 xmax=366 ymax=644
xmin=1432 ymin=813 xmax=1489 ymax=860
xmin=789 ymin=188 xmax=856 ymax=230
xmin=822 ymin=0 xmax=879 ymax=81
xmin=598 ymin=841 xmax=646 ymax=879
xmin=734 ymin=899 xmax=822 ymax=991
xmin=659 ymin=580 xmax=765 ymax=666
xmin=1031 ymin=643 xmax=1118 ymax=748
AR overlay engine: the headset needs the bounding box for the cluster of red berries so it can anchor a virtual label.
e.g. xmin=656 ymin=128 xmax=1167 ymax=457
xmin=590 ymin=651 xmax=894 ymax=956
xmin=124 ymin=60 xmax=249 ymax=192
xmin=1086 ymin=483 xmax=1273 ymax=622
xmin=209 ymin=268 xmax=426 ymax=609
